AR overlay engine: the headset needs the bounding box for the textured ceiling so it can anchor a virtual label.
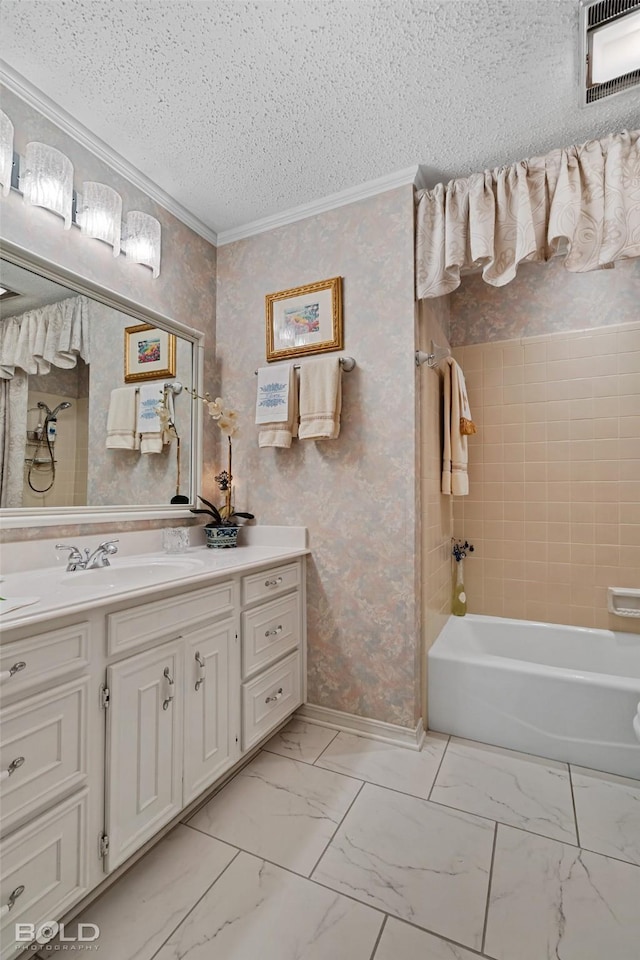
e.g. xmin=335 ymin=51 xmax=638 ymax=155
xmin=0 ymin=0 xmax=638 ymax=235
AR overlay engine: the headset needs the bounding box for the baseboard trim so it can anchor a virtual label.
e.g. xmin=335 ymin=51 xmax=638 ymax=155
xmin=296 ymin=704 xmax=425 ymax=751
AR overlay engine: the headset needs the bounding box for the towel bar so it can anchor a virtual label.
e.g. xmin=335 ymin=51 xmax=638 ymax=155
xmin=415 ymin=341 xmax=451 ymax=368
xmin=254 ymin=356 xmax=356 ymax=375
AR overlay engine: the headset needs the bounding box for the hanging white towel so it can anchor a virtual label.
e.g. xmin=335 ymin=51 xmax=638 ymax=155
xmin=442 ymin=357 xmax=475 ymax=496
xmin=106 ymin=387 xmax=139 ymax=450
xmin=258 ymin=365 xmax=299 ymax=448
xmin=137 ymin=383 xmax=165 ymax=455
xmin=298 ymin=357 xmax=342 ymax=440
xmin=256 ymin=365 xmax=291 ymax=424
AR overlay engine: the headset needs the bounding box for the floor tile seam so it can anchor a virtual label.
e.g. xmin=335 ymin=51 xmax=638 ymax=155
xmin=426 ymin=796 xmax=579 ymax=846
xmin=492 ymin=819 xmax=640 ymax=869
xmin=260 ymin=727 xmax=340 ymax=766
xmin=567 ymin=763 xmax=582 ymax=849
xmin=307 ymin=779 xmax=367 ymax=877
xmin=568 ymin=762 xmax=640 ymax=786
xmin=480 ymin=822 xmax=498 ymax=955
xmin=309 ymin=726 xmax=341 ymax=764
xmin=147 ymin=846 xmax=242 ymax=960
xmin=426 ymin=734 xmax=451 ymax=801
xmin=367 ymin=913 xmax=388 ymax=960
xmin=310 ymin=876 xmax=495 ymax=959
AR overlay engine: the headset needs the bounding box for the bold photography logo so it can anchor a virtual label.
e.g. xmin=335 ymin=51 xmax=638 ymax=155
xmin=15 ymin=921 xmax=100 ymax=949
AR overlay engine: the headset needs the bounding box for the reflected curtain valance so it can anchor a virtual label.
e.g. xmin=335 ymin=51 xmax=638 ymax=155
xmin=415 ymin=129 xmax=640 ymax=299
xmin=0 ymin=294 xmax=91 ymax=379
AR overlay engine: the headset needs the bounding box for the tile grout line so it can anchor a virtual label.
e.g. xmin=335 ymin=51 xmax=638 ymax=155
xmin=368 ymin=914 xmax=388 ymax=960
xmin=567 ymin=764 xmax=582 ymax=849
xmin=147 ymin=846 xmax=243 ymax=960
xmin=427 ymin=734 xmax=451 ymax=801
xmin=311 ymin=728 xmax=342 ymax=765
xmin=480 ymin=821 xmax=499 ymax=956
xmin=307 ymin=780 xmax=367 ymax=879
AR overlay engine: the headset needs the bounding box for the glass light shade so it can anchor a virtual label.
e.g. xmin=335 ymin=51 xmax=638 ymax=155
xmin=125 ymin=211 xmax=161 ymax=278
xmin=0 ymin=109 xmax=14 ymax=198
xmin=591 ymin=9 xmax=640 ymax=83
xmin=22 ymin=141 xmax=74 ymax=229
xmin=80 ymin=181 xmax=122 ymax=256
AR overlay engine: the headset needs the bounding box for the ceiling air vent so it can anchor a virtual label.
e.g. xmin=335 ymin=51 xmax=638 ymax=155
xmin=579 ymin=0 xmax=640 ymax=104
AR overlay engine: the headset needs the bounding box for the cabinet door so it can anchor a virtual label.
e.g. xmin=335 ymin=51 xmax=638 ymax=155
xmin=184 ymin=620 xmax=234 ymax=805
xmin=104 ymin=639 xmax=183 ymax=872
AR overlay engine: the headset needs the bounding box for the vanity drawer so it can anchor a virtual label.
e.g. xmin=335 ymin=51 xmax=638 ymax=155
xmin=107 ymin=581 xmax=235 ymax=656
xmin=241 ymin=593 xmax=300 ymax=679
xmin=0 ymin=678 xmax=88 ymax=835
xmin=242 ymin=562 xmax=300 ymax=606
xmin=0 ymin=790 xmax=88 ymax=960
xmin=241 ymin=650 xmax=301 ymax=751
xmin=0 ymin=622 xmax=89 ymax=703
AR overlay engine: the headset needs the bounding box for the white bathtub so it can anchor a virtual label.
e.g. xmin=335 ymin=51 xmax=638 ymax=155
xmin=428 ymin=614 xmax=640 ymax=779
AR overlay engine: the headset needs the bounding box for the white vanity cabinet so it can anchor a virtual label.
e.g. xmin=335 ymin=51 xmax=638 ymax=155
xmin=0 ymin=551 xmax=306 ymax=960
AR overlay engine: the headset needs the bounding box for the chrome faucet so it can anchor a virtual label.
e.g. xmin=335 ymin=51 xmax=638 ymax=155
xmin=56 ymin=540 xmax=119 ymax=572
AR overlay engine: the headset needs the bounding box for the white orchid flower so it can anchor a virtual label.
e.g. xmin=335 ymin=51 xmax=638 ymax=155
xmin=207 ymin=399 xmax=223 ymax=420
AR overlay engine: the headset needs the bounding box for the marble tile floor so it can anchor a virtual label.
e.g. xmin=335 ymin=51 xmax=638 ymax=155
xmin=49 ymin=722 xmax=640 ymax=960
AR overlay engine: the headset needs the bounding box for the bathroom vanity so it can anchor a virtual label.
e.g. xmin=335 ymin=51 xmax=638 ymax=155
xmin=0 ymin=535 xmax=307 ymax=959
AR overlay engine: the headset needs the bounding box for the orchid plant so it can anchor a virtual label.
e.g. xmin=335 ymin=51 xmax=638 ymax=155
xmin=189 ymin=392 xmax=254 ymax=527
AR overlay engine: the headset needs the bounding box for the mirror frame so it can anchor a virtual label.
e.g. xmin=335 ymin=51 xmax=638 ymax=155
xmin=0 ymin=239 xmax=204 ymax=529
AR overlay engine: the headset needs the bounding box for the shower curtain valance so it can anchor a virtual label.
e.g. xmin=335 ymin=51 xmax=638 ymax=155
xmin=415 ymin=129 xmax=640 ymax=299
xmin=0 ymin=294 xmax=91 ymax=379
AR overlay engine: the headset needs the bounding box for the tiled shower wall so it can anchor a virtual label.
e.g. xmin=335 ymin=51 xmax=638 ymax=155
xmin=451 ymin=285 xmax=640 ymax=635
xmin=418 ymin=297 xmax=453 ymax=718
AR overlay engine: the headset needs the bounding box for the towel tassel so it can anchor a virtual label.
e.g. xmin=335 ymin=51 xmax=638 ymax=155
xmin=460 ymin=417 xmax=477 ymax=436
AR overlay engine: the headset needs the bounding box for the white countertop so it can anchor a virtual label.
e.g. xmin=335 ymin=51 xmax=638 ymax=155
xmin=0 ymin=541 xmax=309 ymax=634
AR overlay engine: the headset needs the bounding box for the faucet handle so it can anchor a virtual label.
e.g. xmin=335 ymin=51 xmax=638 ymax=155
xmin=97 ymin=539 xmax=119 ymax=554
xmin=55 ymin=544 xmax=83 ymax=559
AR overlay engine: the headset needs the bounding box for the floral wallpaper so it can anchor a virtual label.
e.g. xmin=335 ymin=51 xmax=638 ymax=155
xmin=0 ymin=84 xmax=217 ymax=542
xmin=450 ymin=256 xmax=640 ymax=346
xmin=216 ymin=186 xmax=421 ymax=728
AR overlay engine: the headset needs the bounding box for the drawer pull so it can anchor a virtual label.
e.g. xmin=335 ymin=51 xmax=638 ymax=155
xmin=194 ymin=651 xmax=206 ymax=692
xmin=0 ymin=756 xmax=25 ymax=783
xmin=0 ymin=885 xmax=25 ymax=919
xmin=264 ymin=577 xmax=283 ymax=587
xmin=163 ymin=666 xmax=175 ymax=710
xmin=265 ymin=625 xmax=283 ymax=638
xmin=0 ymin=661 xmax=27 ymax=684
xmin=265 ymin=687 xmax=284 ymax=704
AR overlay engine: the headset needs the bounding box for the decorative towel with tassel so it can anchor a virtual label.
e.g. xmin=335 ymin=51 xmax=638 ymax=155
xmin=257 ymin=364 xmax=299 ymax=448
xmin=442 ymin=357 xmax=476 ymax=496
xmin=106 ymin=387 xmax=139 ymax=450
xmin=298 ymin=357 xmax=342 ymax=440
xmin=137 ymin=383 xmax=165 ymax=454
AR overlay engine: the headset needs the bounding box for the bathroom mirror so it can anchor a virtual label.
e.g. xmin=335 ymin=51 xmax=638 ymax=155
xmin=0 ymin=247 xmax=203 ymax=520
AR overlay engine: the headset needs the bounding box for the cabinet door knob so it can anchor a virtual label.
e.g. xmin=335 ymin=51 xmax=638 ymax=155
xmin=0 ymin=885 xmax=25 ymax=919
xmin=194 ymin=651 xmax=206 ymax=692
xmin=264 ymin=577 xmax=283 ymax=587
xmin=0 ymin=661 xmax=26 ymax=684
xmin=264 ymin=625 xmax=283 ymax=638
xmin=265 ymin=687 xmax=284 ymax=704
xmin=163 ymin=666 xmax=175 ymax=710
xmin=0 ymin=756 xmax=25 ymax=783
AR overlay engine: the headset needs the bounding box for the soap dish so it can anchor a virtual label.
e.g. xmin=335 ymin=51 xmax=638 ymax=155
xmin=607 ymin=587 xmax=640 ymax=618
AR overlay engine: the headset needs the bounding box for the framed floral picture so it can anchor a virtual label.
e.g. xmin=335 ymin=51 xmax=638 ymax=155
xmin=265 ymin=276 xmax=343 ymax=362
xmin=124 ymin=323 xmax=176 ymax=383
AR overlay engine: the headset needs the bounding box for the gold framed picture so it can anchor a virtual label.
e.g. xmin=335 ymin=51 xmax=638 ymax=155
xmin=265 ymin=276 xmax=343 ymax=362
xmin=124 ymin=323 xmax=176 ymax=383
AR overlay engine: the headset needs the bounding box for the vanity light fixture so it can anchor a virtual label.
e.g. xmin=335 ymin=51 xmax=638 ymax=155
xmin=21 ymin=141 xmax=74 ymax=229
xmin=0 ymin=108 xmax=14 ymax=198
xmin=125 ymin=211 xmax=161 ymax=278
xmin=79 ymin=181 xmax=122 ymax=256
xmin=580 ymin=0 xmax=640 ymax=103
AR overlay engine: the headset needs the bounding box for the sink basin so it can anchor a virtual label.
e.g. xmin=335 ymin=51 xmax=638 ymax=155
xmin=59 ymin=556 xmax=205 ymax=593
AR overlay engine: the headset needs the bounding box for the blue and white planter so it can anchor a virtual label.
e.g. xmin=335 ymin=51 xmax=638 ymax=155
xmin=204 ymin=525 xmax=239 ymax=549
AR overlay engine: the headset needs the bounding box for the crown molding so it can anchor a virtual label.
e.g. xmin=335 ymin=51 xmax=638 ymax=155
xmin=0 ymin=61 xmax=218 ymax=247
xmin=217 ymin=165 xmax=422 ymax=245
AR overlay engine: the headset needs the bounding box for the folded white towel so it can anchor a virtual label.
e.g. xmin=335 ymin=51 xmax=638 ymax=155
xmin=298 ymin=358 xmax=342 ymax=440
xmin=106 ymin=387 xmax=139 ymax=450
xmin=442 ymin=357 xmax=475 ymax=496
xmin=256 ymin=365 xmax=291 ymax=424
xmin=259 ymin=365 xmax=299 ymax=448
xmin=137 ymin=383 xmax=167 ymax=455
